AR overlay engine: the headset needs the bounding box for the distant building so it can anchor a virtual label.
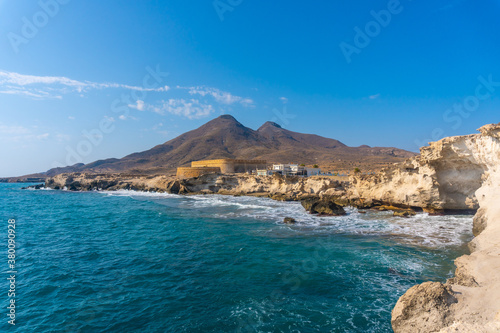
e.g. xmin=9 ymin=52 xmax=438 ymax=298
xmin=177 ymin=159 xmax=267 ymax=178
xmin=191 ymin=159 xmax=267 ymax=173
xmin=176 ymin=167 xmax=221 ymax=178
xmin=256 ymin=169 xmax=272 ymax=176
xmin=272 ymin=164 xmax=306 ymax=176
xmin=305 ymin=167 xmax=321 ymax=177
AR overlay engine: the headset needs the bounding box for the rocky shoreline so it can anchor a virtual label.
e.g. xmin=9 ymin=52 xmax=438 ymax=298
xmin=42 ymin=166 xmax=477 ymax=216
xmin=40 ymin=123 xmax=500 ymax=332
xmin=42 ymin=172 xmax=463 ymax=216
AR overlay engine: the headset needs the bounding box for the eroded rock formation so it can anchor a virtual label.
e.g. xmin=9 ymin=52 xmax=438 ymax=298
xmin=390 ymin=123 xmax=500 ymax=332
xmin=347 ymin=134 xmax=486 ymax=213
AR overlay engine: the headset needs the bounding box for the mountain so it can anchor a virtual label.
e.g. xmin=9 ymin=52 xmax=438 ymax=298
xmin=19 ymin=115 xmax=417 ymax=178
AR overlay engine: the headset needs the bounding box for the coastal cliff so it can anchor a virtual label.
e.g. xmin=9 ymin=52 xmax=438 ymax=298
xmin=348 ymin=135 xmax=485 ymax=214
xmin=390 ymin=123 xmax=500 ymax=332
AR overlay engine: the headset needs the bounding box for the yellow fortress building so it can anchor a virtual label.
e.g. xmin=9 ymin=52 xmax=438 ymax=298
xmin=176 ymin=159 xmax=267 ymax=178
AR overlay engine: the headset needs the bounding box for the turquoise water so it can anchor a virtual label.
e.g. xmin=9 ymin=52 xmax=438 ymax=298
xmin=0 ymin=183 xmax=472 ymax=332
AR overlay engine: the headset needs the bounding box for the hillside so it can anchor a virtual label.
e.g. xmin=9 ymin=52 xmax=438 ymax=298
xmin=9 ymin=115 xmax=417 ymax=179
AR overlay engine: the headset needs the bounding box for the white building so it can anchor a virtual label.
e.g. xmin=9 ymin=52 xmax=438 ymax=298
xmin=305 ymin=167 xmax=321 ymax=176
xmin=256 ymin=169 xmax=272 ymax=176
xmin=272 ymin=164 xmax=306 ymax=176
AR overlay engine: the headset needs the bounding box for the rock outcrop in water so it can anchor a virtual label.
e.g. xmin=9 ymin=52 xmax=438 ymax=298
xmin=388 ymin=123 xmax=500 ymax=332
xmin=300 ymin=197 xmax=346 ymax=216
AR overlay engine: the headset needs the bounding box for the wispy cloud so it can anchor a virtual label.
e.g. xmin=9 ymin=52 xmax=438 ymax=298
xmin=118 ymin=114 xmax=138 ymax=121
xmin=182 ymin=86 xmax=254 ymax=107
xmin=132 ymin=99 xmax=214 ymax=119
xmin=158 ymin=99 xmax=214 ymax=119
xmin=369 ymin=93 xmax=380 ymax=100
xmin=128 ymin=100 xmax=146 ymax=111
xmin=0 ymin=123 xmax=56 ymax=143
xmin=1 ymin=70 xmax=256 ymax=119
xmin=279 ymin=97 xmax=288 ymax=104
xmin=0 ymin=70 xmax=169 ymax=99
xmin=36 ymin=133 xmax=50 ymax=140
xmin=0 ymin=87 xmax=62 ymax=99
xmin=0 ymin=123 xmax=31 ymax=135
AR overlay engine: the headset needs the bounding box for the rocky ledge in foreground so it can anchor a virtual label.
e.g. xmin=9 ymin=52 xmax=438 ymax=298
xmin=389 ymin=123 xmax=500 ymax=332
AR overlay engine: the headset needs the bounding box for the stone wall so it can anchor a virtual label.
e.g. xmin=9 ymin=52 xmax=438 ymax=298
xmin=191 ymin=159 xmax=267 ymax=174
xmin=176 ymin=167 xmax=220 ymax=178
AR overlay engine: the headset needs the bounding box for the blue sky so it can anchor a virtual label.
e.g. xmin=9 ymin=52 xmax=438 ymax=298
xmin=0 ymin=0 xmax=499 ymax=177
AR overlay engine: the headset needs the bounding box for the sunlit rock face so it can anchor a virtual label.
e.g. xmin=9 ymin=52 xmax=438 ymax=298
xmin=390 ymin=123 xmax=500 ymax=333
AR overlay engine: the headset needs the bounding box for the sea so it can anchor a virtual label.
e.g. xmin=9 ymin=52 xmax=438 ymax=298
xmin=0 ymin=183 xmax=473 ymax=332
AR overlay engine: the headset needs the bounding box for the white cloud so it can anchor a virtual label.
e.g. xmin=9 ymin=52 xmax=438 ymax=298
xmin=36 ymin=133 xmax=50 ymax=140
xmin=369 ymin=93 xmax=381 ymax=100
xmin=184 ymin=86 xmax=254 ymax=107
xmin=128 ymin=100 xmax=146 ymax=111
xmin=1 ymin=69 xmax=256 ymax=124
xmin=280 ymin=97 xmax=288 ymax=104
xmin=1 ymin=70 xmax=254 ymax=119
xmin=0 ymin=123 xmax=56 ymax=142
xmin=0 ymin=123 xmax=30 ymax=135
xmin=0 ymin=71 xmax=86 ymax=87
xmin=155 ymin=99 xmax=214 ymax=119
xmin=131 ymin=99 xmax=215 ymax=119
xmin=0 ymin=69 xmax=168 ymax=100
xmin=118 ymin=114 xmax=137 ymax=121
xmin=0 ymin=87 xmax=62 ymax=99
